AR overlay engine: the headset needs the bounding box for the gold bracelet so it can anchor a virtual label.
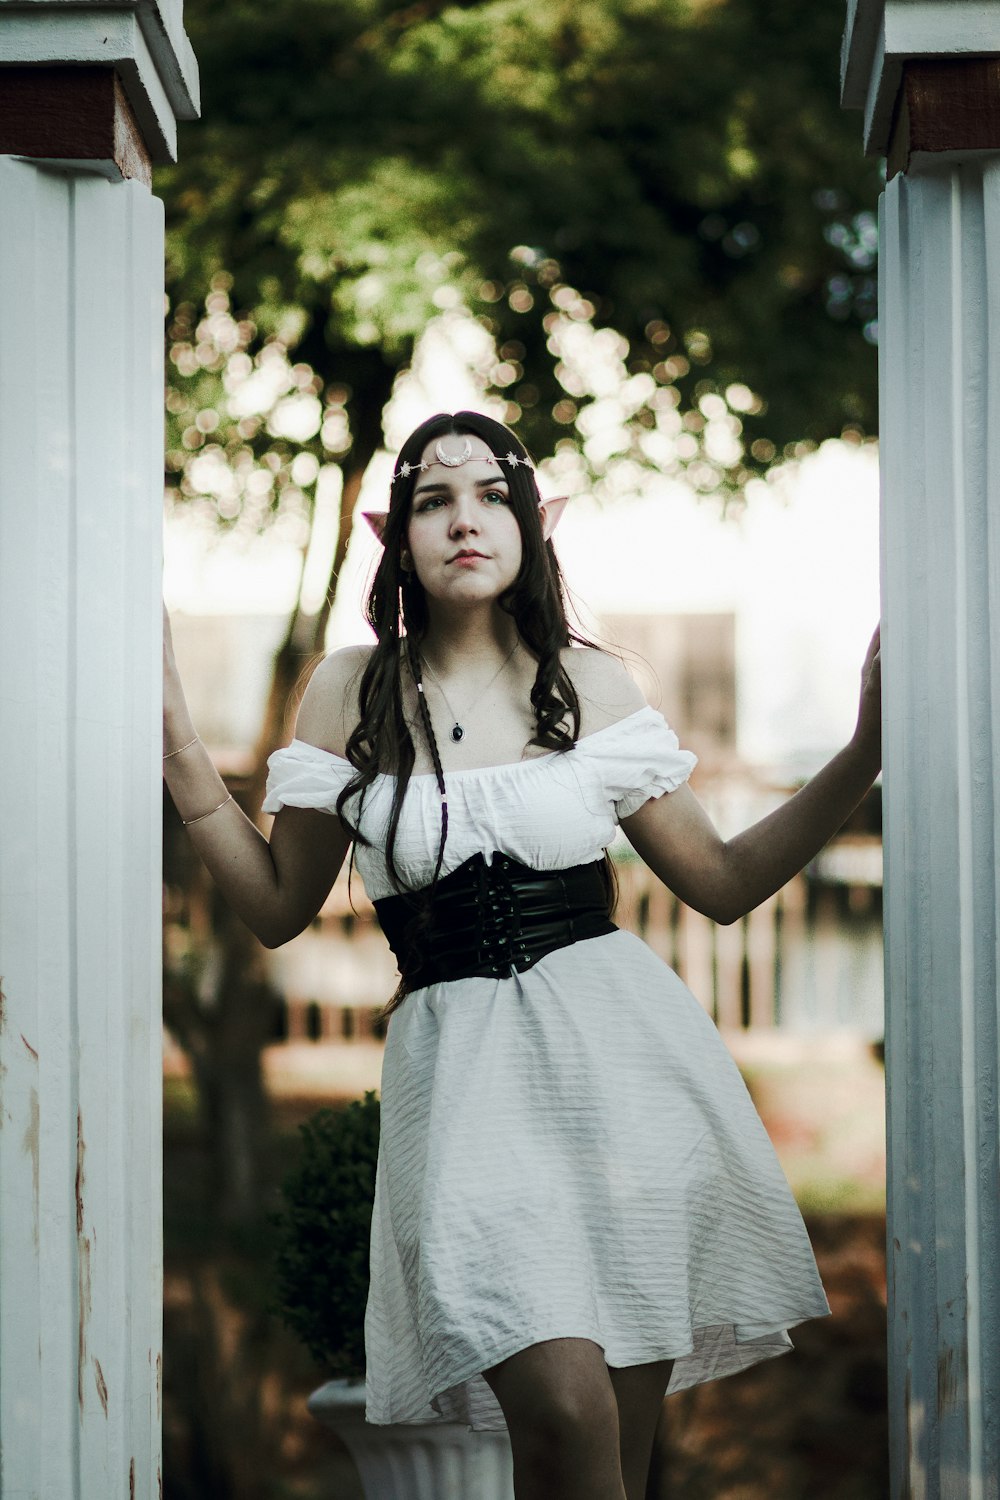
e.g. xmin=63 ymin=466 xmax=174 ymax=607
xmin=164 ymin=735 xmax=199 ymax=760
xmin=182 ymin=793 xmax=233 ymax=827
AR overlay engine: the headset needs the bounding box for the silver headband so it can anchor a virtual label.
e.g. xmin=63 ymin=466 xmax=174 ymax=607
xmin=392 ymin=437 xmax=535 ymax=484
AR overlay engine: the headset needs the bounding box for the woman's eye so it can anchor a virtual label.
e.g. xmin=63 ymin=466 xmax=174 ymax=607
xmin=415 ymin=497 xmax=443 ymax=513
xmin=484 ymin=490 xmax=509 ymax=505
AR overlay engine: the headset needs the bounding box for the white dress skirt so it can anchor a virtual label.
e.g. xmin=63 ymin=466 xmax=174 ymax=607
xmin=263 ymin=705 xmax=830 ymax=1431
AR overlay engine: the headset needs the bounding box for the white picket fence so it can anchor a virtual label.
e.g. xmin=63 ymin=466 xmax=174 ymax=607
xmin=615 ymin=847 xmax=884 ymax=1036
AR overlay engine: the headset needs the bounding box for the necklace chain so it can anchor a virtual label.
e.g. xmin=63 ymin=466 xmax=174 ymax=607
xmin=421 ymin=642 xmax=520 ymax=742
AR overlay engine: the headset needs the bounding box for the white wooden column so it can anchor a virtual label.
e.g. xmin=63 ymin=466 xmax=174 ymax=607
xmin=0 ymin=7 xmax=198 ymax=1497
xmin=842 ymin=5 xmax=1000 ymax=1497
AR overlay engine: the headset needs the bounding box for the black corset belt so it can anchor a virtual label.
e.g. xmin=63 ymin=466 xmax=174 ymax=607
xmin=373 ymin=850 xmax=618 ymax=991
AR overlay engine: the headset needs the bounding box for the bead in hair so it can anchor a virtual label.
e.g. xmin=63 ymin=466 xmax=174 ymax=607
xmin=404 ymin=634 xmax=449 ymax=889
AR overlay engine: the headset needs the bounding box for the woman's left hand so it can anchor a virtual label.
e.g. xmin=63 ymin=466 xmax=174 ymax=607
xmin=853 ymin=624 xmax=882 ymax=764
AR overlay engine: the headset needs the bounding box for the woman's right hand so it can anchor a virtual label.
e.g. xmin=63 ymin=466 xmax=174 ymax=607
xmin=163 ymin=598 xmax=178 ymax=678
xmin=162 ymin=601 xmax=196 ymax=759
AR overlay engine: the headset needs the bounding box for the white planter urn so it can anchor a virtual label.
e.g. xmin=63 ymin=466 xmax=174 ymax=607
xmin=308 ymin=1378 xmax=515 ymax=1500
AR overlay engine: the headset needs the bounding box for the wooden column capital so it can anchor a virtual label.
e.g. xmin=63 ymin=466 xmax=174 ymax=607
xmin=889 ymin=58 xmax=1000 ymax=177
xmin=0 ymin=66 xmax=151 ymax=186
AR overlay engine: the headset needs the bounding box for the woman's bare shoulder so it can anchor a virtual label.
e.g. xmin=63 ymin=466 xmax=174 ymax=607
xmin=293 ymin=643 xmax=376 ymax=756
xmin=560 ymin=645 xmax=647 ymax=734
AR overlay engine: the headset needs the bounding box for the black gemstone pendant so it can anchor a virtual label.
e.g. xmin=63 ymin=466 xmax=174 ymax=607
xmin=451 ymin=724 xmax=464 ymax=742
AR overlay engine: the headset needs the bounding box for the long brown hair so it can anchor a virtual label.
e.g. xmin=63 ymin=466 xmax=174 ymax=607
xmin=336 ymin=410 xmax=613 ymax=1021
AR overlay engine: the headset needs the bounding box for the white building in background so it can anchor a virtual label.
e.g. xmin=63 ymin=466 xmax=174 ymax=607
xmin=547 ymin=439 xmax=880 ymax=777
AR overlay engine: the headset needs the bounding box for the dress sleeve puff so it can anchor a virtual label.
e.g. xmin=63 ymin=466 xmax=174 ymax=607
xmin=581 ymin=706 xmax=698 ymax=820
xmin=262 ymin=738 xmax=355 ymax=816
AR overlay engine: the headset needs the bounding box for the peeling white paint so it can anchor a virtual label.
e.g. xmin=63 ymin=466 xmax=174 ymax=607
xmin=0 ymin=142 xmax=169 ymax=1500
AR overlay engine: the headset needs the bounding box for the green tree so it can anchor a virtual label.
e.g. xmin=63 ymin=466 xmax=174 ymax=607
xmin=163 ymin=0 xmax=879 ymax=474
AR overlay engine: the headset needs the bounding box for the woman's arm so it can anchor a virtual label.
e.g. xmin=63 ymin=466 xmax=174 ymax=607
xmin=162 ymin=605 xmax=352 ymax=948
xmin=622 ymin=627 xmax=882 ymax=925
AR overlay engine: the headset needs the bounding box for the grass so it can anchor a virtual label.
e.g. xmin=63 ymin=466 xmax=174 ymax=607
xmin=728 ymin=1030 xmax=886 ymax=1214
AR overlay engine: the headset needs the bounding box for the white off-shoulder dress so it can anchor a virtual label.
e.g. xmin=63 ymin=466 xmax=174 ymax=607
xmin=263 ymin=705 xmax=829 ymax=1431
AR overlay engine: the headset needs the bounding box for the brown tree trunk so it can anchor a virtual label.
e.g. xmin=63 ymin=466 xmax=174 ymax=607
xmin=163 ymin=825 xmax=280 ymax=1226
xmin=164 ymin=391 xmax=389 ymax=1226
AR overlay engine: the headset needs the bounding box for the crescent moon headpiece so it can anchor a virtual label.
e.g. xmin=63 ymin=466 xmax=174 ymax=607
xmin=392 ymin=436 xmax=535 ymax=484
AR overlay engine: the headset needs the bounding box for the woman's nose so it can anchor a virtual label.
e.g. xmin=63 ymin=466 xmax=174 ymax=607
xmin=449 ymin=498 xmax=479 ymax=534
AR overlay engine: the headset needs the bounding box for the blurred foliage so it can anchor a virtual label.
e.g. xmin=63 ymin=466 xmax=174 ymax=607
xmin=159 ymin=0 xmax=880 ymax=525
xmin=270 ymin=1093 xmax=381 ymax=1379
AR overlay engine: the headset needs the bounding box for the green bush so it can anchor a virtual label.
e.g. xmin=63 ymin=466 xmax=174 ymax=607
xmin=271 ymin=1090 xmax=380 ymax=1379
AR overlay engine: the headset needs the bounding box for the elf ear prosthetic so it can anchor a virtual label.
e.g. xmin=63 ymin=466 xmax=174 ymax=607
xmin=363 ymin=510 xmax=389 ymax=544
xmin=537 ymin=494 xmax=570 ymax=541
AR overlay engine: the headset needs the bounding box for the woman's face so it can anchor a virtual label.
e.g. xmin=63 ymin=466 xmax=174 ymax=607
xmin=404 ymin=434 xmax=525 ymax=609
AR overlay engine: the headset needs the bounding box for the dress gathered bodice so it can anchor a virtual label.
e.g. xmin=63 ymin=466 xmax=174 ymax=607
xmin=263 ymin=704 xmax=696 ymax=901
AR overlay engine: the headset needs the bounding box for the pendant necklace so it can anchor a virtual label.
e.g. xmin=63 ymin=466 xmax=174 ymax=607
xmin=421 ymin=642 xmax=520 ymax=742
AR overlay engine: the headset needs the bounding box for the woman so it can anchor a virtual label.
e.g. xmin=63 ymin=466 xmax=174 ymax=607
xmin=163 ymin=409 xmax=882 ymax=1500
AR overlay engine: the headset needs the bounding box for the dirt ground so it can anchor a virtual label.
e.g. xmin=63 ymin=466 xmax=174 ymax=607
xmin=241 ymin=1214 xmax=887 ymax=1500
xmin=648 ymin=1212 xmax=888 ymax=1498
xmin=653 ymin=1033 xmax=888 ymax=1497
